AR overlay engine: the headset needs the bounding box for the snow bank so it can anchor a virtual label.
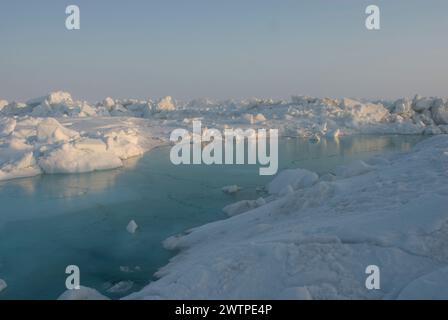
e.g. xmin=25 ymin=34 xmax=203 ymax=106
xmin=125 ymin=135 xmax=448 ymax=300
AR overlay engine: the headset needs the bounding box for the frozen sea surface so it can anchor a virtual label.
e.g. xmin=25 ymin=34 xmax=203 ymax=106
xmin=0 ymin=135 xmax=425 ymax=299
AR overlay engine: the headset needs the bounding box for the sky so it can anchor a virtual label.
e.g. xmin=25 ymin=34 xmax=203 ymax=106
xmin=0 ymin=0 xmax=447 ymax=102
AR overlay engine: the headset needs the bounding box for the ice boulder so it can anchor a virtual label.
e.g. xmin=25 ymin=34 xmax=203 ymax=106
xmin=268 ymin=169 xmax=318 ymax=195
xmin=47 ymin=91 xmax=73 ymax=105
xmin=0 ymin=279 xmax=7 ymax=293
xmin=0 ymin=102 xmax=32 ymax=116
xmin=103 ymin=97 xmax=115 ymax=109
xmin=254 ymin=113 xmax=267 ymax=123
xmin=222 ymin=185 xmax=241 ymax=194
xmin=37 ymin=118 xmax=80 ymax=144
xmin=58 ymin=286 xmax=110 ymax=300
xmin=0 ymin=100 xmax=8 ymax=111
xmin=27 ymin=91 xmax=73 ymax=108
xmin=431 ymin=101 xmax=448 ymax=125
xmin=38 ymin=143 xmax=123 ymax=174
xmin=0 ymin=152 xmax=42 ymax=181
xmin=347 ymin=102 xmax=389 ymax=123
xmin=393 ymin=98 xmax=413 ymax=117
xmin=340 ymin=98 xmax=362 ymax=109
xmin=104 ymin=130 xmax=144 ymax=160
xmin=156 ymin=96 xmax=176 ymax=111
xmin=0 ymin=118 xmax=16 ymax=137
xmin=127 ymin=220 xmax=138 ymax=234
xmin=412 ymin=96 xmax=434 ymax=112
xmin=77 ymin=102 xmax=97 ymax=117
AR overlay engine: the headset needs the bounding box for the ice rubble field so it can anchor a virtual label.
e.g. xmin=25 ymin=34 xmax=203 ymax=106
xmin=1 ymin=91 xmax=448 ymax=182
xmin=1 ymin=91 xmax=448 ymax=299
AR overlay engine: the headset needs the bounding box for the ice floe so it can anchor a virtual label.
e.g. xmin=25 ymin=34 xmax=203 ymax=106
xmin=127 ymin=220 xmax=139 ymax=234
xmin=222 ymin=185 xmax=241 ymax=195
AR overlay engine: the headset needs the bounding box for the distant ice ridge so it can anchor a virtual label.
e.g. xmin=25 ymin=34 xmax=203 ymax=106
xmin=125 ymin=136 xmax=448 ymax=300
xmin=0 ymin=115 xmax=163 ymax=181
xmin=1 ymin=91 xmax=448 ymax=181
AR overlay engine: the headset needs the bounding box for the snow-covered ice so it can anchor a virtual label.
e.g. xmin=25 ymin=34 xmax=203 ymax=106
xmin=125 ymin=135 xmax=448 ymax=300
xmin=1 ymin=91 xmax=448 ymax=181
xmin=127 ymin=220 xmax=139 ymax=234
xmin=2 ymin=91 xmax=448 ymax=300
xmin=267 ymin=169 xmax=318 ymax=195
xmin=222 ymin=185 xmax=241 ymax=194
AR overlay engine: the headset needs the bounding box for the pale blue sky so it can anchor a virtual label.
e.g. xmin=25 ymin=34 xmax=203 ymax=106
xmin=1 ymin=0 xmax=447 ymax=101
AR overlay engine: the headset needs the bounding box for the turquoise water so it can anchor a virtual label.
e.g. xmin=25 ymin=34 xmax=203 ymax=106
xmin=0 ymin=135 xmax=425 ymax=300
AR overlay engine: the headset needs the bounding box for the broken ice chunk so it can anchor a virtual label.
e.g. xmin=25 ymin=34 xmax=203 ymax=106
xmin=0 ymin=118 xmax=16 ymax=137
xmin=126 ymin=220 xmax=138 ymax=234
xmin=221 ymin=185 xmax=241 ymax=194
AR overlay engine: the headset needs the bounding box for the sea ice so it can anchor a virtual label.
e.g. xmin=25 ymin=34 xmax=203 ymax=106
xmin=221 ymin=185 xmax=241 ymax=194
xmin=268 ymin=169 xmax=318 ymax=195
xmin=124 ymin=136 xmax=448 ymax=300
xmin=0 ymin=118 xmax=16 ymax=137
xmin=1 ymin=91 xmax=447 ymax=181
xmin=127 ymin=220 xmax=139 ymax=234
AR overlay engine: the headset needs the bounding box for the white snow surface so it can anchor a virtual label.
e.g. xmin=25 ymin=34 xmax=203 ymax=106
xmin=1 ymin=91 xmax=448 ymax=181
xmin=125 ymin=136 xmax=448 ymax=300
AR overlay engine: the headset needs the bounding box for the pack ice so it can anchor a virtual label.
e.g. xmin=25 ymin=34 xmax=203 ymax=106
xmin=1 ymin=91 xmax=448 ymax=181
